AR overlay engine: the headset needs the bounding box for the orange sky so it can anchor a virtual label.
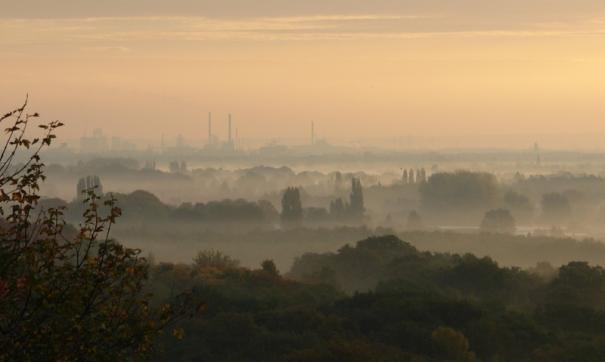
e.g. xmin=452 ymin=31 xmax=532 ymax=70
xmin=2 ymin=1 xmax=605 ymax=148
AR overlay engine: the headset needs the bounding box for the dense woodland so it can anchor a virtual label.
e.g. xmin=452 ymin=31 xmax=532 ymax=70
xmin=152 ymin=235 xmax=605 ymax=361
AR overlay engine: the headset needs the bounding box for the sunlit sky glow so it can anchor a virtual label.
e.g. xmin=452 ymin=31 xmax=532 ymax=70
xmin=2 ymin=1 xmax=605 ymax=148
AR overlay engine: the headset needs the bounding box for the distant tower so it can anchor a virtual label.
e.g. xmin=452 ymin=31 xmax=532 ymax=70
xmin=534 ymin=142 xmax=541 ymax=166
xmin=311 ymin=121 xmax=315 ymax=145
xmin=208 ymin=112 xmax=212 ymax=146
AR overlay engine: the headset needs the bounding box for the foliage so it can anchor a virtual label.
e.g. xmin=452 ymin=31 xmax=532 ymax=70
xmin=541 ymin=192 xmax=571 ymax=225
xmin=59 ymin=192 xmax=278 ymax=225
xmin=151 ymin=235 xmax=605 ymax=361
xmin=327 ymin=178 xmax=365 ymax=222
xmin=349 ymin=177 xmax=365 ymax=219
xmin=406 ymin=210 xmax=424 ymax=230
xmin=193 ymin=250 xmax=240 ymax=271
xmin=261 ymin=259 xmax=279 ymax=276
xmin=503 ymin=190 xmax=533 ymax=220
xmin=419 ymin=171 xmax=499 ymax=219
xmin=329 ymin=198 xmax=346 ymax=219
xmin=0 ymin=101 xmax=190 ymax=361
xmin=432 ymin=326 xmax=477 ymax=362
xmin=281 ymin=187 xmax=303 ymax=224
xmin=480 ymin=208 xmax=516 ymax=234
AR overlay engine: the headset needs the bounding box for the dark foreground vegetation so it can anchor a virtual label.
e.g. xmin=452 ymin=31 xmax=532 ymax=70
xmin=154 ymin=235 xmax=605 ymax=361
xmin=0 ymin=102 xmax=198 ymax=360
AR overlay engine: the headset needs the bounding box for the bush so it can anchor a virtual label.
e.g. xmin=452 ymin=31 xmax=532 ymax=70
xmin=480 ymin=209 xmax=516 ymax=234
xmin=0 ymin=100 xmax=190 ymax=360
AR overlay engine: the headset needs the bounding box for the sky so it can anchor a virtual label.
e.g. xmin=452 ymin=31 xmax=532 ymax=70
xmin=1 ymin=1 xmax=605 ymax=148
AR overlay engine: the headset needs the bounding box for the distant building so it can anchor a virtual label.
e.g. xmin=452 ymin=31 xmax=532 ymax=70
xmin=111 ymin=136 xmax=137 ymax=152
xmin=80 ymin=129 xmax=108 ymax=154
xmin=76 ymin=175 xmax=103 ymax=200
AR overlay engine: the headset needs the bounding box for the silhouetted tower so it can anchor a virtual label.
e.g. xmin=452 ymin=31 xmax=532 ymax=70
xmin=402 ymin=169 xmax=408 ymax=184
xmin=311 ymin=121 xmax=315 ymax=145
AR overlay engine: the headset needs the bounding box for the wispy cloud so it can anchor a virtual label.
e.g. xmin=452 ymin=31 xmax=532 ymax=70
xmin=2 ymin=14 xmax=605 ymax=50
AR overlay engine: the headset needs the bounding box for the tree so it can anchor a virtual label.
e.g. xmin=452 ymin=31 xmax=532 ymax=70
xmin=546 ymin=262 xmax=605 ymax=308
xmin=0 ymin=100 xmax=190 ymax=360
xmin=406 ymin=210 xmax=424 ymax=230
xmin=480 ymin=209 xmax=516 ymax=234
xmin=281 ymin=187 xmax=303 ymax=224
xmin=349 ymin=178 xmax=364 ymax=219
xmin=432 ymin=326 xmax=478 ymax=362
xmin=419 ymin=171 xmax=499 ymax=220
xmin=408 ymin=169 xmax=415 ymax=184
xmin=334 ymin=171 xmax=344 ymax=192
xmin=261 ymin=260 xmax=279 ymax=276
xmin=541 ymin=192 xmax=571 ymax=225
xmin=329 ymin=198 xmax=346 ymax=219
xmin=417 ymin=168 xmax=427 ymax=183
xmin=193 ymin=250 xmax=240 ymax=270
xmin=503 ymin=190 xmax=533 ymax=222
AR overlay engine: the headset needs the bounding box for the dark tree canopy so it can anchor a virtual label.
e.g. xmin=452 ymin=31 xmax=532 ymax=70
xmin=480 ymin=209 xmax=516 ymax=234
xmin=541 ymin=192 xmax=571 ymax=225
xmin=349 ymin=177 xmax=365 ymax=219
xmin=419 ymin=171 xmax=499 ymax=219
xmin=281 ymin=187 xmax=303 ymax=224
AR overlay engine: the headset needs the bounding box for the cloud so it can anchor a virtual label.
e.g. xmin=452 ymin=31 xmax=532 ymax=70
xmin=2 ymin=0 xmax=605 ymax=20
xmin=2 ymin=14 xmax=605 ymax=51
xmin=82 ymin=46 xmax=131 ymax=53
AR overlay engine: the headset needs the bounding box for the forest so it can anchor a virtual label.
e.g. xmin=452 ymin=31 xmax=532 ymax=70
xmin=151 ymin=235 xmax=605 ymax=361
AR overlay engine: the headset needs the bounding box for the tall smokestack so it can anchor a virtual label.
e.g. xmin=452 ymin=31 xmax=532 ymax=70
xmin=208 ymin=112 xmax=212 ymax=145
xmin=228 ymin=114 xmax=232 ymax=143
xmin=311 ymin=121 xmax=315 ymax=145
